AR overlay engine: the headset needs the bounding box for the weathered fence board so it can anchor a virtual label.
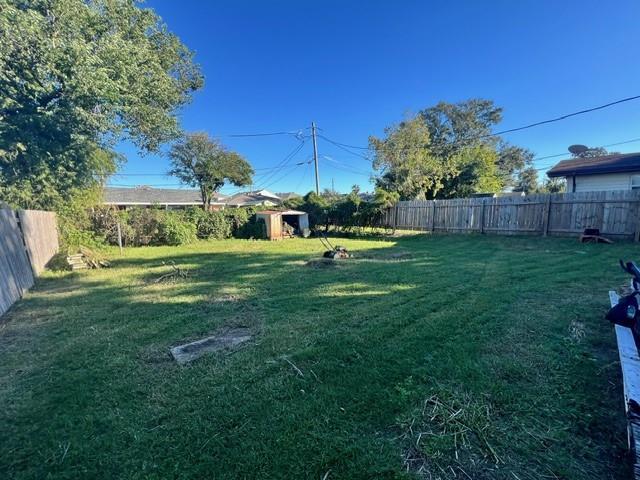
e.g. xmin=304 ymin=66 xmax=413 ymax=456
xmin=0 ymin=208 xmax=34 ymax=316
xmin=0 ymin=207 xmax=58 ymax=317
xmin=385 ymin=190 xmax=640 ymax=239
xmin=18 ymin=209 xmax=59 ymax=275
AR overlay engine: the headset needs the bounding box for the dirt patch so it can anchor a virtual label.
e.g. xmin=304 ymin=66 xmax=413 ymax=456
xmin=170 ymin=327 xmax=252 ymax=365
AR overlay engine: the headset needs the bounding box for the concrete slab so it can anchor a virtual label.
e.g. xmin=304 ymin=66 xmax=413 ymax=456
xmin=170 ymin=328 xmax=252 ymax=365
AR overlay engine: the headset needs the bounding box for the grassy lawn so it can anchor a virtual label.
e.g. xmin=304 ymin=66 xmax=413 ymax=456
xmin=0 ymin=234 xmax=636 ymax=479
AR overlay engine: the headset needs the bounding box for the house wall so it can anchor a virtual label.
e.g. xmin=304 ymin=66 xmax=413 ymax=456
xmin=567 ymin=172 xmax=640 ymax=192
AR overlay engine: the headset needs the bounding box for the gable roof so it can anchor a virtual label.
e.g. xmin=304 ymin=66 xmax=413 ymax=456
xmin=104 ymin=186 xmax=226 ymax=205
xmin=226 ymin=191 xmax=282 ymax=207
xmin=547 ymin=152 xmax=640 ymax=178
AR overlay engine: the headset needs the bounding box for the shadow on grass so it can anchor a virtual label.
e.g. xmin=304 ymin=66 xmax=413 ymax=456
xmin=0 ymin=234 xmax=633 ymax=479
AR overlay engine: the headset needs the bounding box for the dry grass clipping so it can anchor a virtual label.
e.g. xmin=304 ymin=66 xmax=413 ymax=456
xmin=399 ymin=391 xmax=500 ymax=478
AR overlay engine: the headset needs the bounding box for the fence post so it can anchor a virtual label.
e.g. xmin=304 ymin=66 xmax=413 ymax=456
xmin=542 ymin=196 xmax=551 ymax=237
xmin=392 ymin=205 xmax=397 ymax=235
xmin=634 ymin=201 xmax=640 ymax=242
xmin=431 ymin=201 xmax=436 ymax=232
xmin=117 ymin=222 xmax=124 ymax=255
xmin=480 ymin=200 xmax=486 ymax=234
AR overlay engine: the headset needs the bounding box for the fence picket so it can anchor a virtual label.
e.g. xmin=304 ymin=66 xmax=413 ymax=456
xmin=0 ymin=207 xmax=58 ymax=317
xmin=382 ymin=191 xmax=640 ymax=240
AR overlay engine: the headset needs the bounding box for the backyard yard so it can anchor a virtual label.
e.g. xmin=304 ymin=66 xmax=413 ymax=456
xmin=0 ymin=234 xmax=635 ymax=479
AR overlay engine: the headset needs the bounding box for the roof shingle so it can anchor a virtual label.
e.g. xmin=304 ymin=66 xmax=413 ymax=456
xmin=547 ymin=152 xmax=640 ymax=177
xmin=104 ymin=187 xmax=225 ymax=205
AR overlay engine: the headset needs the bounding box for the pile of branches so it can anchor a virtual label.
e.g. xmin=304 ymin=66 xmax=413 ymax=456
xmin=153 ymin=261 xmax=189 ymax=283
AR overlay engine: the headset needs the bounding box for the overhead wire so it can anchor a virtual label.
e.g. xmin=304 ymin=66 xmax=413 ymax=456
xmin=251 ymin=140 xmax=307 ymax=190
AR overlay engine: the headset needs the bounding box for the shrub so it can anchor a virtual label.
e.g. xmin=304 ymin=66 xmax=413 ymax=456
xmin=185 ymin=208 xmax=232 ymax=239
xmin=237 ymin=217 xmax=266 ymax=239
xmin=156 ymin=213 xmax=197 ymax=245
xmin=90 ymin=205 xmax=128 ymax=244
xmin=56 ymin=187 xmax=105 ymax=251
xmin=126 ymin=207 xmax=163 ymax=245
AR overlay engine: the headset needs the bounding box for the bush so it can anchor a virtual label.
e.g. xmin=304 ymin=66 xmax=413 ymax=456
xmin=156 ymin=213 xmax=197 ymax=245
xmin=237 ymin=217 xmax=266 ymax=239
xmin=127 ymin=207 xmax=163 ymax=245
xmin=56 ymin=187 xmax=105 ymax=251
xmin=85 ymin=205 xmax=266 ymax=246
xmin=185 ymin=208 xmax=232 ymax=239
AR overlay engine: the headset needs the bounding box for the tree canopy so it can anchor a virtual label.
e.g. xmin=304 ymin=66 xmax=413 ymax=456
xmin=169 ymin=132 xmax=254 ymax=208
xmin=571 ymin=146 xmax=614 ymax=158
xmin=0 ymin=0 xmax=203 ymax=208
xmin=369 ymin=99 xmax=539 ymax=200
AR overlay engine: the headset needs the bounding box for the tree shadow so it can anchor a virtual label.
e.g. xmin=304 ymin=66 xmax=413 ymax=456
xmin=0 ymin=234 xmax=631 ymax=478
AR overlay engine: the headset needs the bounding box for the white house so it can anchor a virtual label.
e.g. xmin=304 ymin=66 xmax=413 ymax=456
xmin=547 ymin=152 xmax=640 ymax=193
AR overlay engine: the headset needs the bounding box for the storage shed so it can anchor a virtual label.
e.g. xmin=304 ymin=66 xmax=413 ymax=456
xmin=255 ymin=210 xmax=309 ymax=240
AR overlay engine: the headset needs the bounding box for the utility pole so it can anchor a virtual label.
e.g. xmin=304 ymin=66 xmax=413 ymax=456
xmin=311 ymin=121 xmax=320 ymax=194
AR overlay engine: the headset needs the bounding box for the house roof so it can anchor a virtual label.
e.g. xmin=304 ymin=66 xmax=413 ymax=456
xmin=104 ymin=186 xmax=225 ymax=205
xmin=547 ymin=152 xmax=640 ymax=177
xmin=226 ymin=191 xmax=282 ymax=207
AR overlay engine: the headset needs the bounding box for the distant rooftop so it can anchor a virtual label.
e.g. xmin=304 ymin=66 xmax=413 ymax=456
xmin=104 ymin=186 xmax=225 ymax=205
xmin=547 ymin=152 xmax=640 ymax=177
xmin=225 ymin=189 xmax=282 ymax=207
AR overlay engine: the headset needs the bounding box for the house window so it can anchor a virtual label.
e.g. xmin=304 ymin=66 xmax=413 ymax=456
xmin=632 ymin=176 xmax=640 ymax=190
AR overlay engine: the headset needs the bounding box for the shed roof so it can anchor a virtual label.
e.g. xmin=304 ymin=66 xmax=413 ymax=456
xmin=281 ymin=210 xmax=307 ymax=215
xmin=104 ymin=186 xmax=225 ymax=205
xmin=547 ymin=152 xmax=640 ymax=177
xmin=256 ymin=209 xmax=307 ymax=216
xmin=256 ymin=210 xmax=282 ymax=215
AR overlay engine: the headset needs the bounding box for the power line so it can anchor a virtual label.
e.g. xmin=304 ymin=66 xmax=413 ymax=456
xmin=111 ymin=161 xmax=306 ymax=175
xmin=319 ymin=94 xmax=640 ymax=151
xmin=488 ymin=95 xmax=640 ymax=137
xmin=226 ymin=130 xmax=305 ymax=138
xmin=259 ymin=164 xmax=304 ymax=191
xmin=251 ymin=140 xmax=307 ymax=191
xmin=294 ymin=162 xmax=311 ymax=192
xmin=320 ymin=156 xmax=371 ymax=177
xmin=318 ymin=134 xmax=373 ymax=161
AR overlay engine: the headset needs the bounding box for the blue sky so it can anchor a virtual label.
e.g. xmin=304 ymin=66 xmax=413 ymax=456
xmin=112 ymin=0 xmax=640 ymax=195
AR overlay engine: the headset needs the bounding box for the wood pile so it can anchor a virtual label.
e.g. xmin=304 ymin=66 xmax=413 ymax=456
xmin=66 ymin=246 xmax=111 ymax=270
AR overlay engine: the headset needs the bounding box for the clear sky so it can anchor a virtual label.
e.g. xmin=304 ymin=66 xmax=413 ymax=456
xmin=112 ymin=0 xmax=640 ymax=195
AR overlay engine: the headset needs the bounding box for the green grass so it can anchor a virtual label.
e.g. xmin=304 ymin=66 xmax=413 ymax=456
xmin=0 ymin=234 xmax=637 ymax=479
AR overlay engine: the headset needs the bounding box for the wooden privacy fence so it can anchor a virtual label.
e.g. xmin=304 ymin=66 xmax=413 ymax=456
xmin=0 ymin=207 xmax=59 ymax=317
xmin=384 ymin=191 xmax=640 ymax=240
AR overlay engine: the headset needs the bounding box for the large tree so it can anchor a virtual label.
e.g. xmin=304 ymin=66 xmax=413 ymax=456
xmin=370 ymin=115 xmax=447 ymax=199
xmin=169 ymin=132 xmax=254 ymax=208
xmin=419 ymin=99 xmax=503 ymax=159
xmin=0 ymin=0 xmax=203 ymax=208
xmin=370 ymin=100 xmax=545 ymax=199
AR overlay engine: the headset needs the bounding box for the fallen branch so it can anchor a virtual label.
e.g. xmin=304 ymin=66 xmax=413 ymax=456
xmin=153 ymin=261 xmax=189 ymax=283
